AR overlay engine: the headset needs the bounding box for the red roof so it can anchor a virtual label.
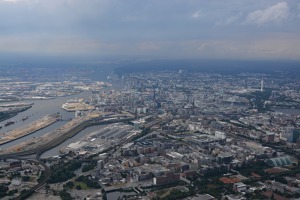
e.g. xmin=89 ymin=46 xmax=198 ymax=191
xmin=219 ymin=177 xmax=240 ymax=184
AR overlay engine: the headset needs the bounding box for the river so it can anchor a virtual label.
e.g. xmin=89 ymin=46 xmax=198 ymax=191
xmin=0 ymin=73 xmax=123 ymax=157
xmin=0 ymin=91 xmax=91 ymax=149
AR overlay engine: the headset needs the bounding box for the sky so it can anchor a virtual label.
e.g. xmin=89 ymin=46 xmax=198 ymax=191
xmin=0 ymin=0 xmax=299 ymax=61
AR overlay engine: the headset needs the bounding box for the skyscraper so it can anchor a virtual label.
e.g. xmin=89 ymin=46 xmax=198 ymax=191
xmin=260 ymin=78 xmax=264 ymax=92
xmin=288 ymin=129 xmax=300 ymax=143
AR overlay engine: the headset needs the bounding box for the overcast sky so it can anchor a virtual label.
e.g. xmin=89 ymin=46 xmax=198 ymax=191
xmin=0 ymin=0 xmax=299 ymax=60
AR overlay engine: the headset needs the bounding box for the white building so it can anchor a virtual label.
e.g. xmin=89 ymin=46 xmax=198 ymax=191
xmin=233 ymin=182 xmax=247 ymax=193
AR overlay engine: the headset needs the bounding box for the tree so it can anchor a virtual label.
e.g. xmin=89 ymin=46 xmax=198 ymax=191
xmin=64 ymin=181 xmax=75 ymax=189
xmin=271 ymin=193 xmax=275 ymax=199
xmin=0 ymin=184 xmax=8 ymax=198
xmin=59 ymin=189 xmax=73 ymax=200
xmin=22 ymin=176 xmax=30 ymax=182
xmin=76 ymin=185 xmax=82 ymax=190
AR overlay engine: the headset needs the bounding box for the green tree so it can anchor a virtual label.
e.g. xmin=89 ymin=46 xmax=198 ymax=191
xmin=59 ymin=189 xmax=73 ymax=200
xmin=76 ymin=185 xmax=82 ymax=190
xmin=22 ymin=176 xmax=30 ymax=182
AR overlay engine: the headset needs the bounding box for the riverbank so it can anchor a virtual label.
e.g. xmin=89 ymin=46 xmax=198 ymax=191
xmin=0 ymin=114 xmax=61 ymax=145
xmin=0 ymin=111 xmax=134 ymax=157
xmin=0 ymin=106 xmax=32 ymax=122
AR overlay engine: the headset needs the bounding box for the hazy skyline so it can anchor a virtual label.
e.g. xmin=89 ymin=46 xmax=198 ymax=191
xmin=0 ymin=0 xmax=299 ymax=60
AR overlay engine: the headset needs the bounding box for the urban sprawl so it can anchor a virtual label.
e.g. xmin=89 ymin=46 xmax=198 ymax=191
xmin=1 ymin=68 xmax=300 ymax=200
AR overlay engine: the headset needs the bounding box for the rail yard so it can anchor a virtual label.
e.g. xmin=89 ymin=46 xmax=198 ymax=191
xmin=59 ymin=122 xmax=136 ymax=155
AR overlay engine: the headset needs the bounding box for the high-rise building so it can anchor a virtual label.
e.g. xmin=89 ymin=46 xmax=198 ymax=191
xmin=280 ymin=126 xmax=293 ymax=141
xmin=97 ymin=160 xmax=104 ymax=171
xmin=260 ymin=78 xmax=264 ymax=92
xmin=133 ymin=121 xmax=140 ymax=130
xmin=288 ymin=129 xmax=300 ymax=143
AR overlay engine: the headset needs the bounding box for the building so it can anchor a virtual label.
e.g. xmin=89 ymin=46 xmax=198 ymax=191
xmin=10 ymin=161 xmax=22 ymax=169
xmin=280 ymin=126 xmax=293 ymax=141
xmin=153 ymin=172 xmax=180 ymax=185
xmin=233 ymin=182 xmax=247 ymax=192
xmin=217 ymin=153 xmax=233 ymax=164
xmin=288 ymin=129 xmax=300 ymax=143
xmin=266 ymin=132 xmax=275 ymax=143
xmin=97 ymin=160 xmax=104 ymax=170
xmin=11 ymin=179 xmax=22 ymax=186
xmin=266 ymin=156 xmax=294 ymax=167
xmin=133 ymin=121 xmax=140 ymax=130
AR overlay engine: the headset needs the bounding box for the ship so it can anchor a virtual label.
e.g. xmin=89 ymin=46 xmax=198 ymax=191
xmin=22 ymin=116 xmax=29 ymax=121
xmin=5 ymin=120 xmax=15 ymax=127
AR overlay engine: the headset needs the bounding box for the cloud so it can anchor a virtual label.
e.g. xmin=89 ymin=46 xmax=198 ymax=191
xmin=138 ymin=42 xmax=161 ymax=51
xmin=0 ymin=0 xmax=32 ymax=3
xmin=216 ymin=13 xmax=242 ymax=26
xmin=1 ymin=0 xmax=18 ymax=2
xmin=0 ymin=0 xmax=299 ymax=60
xmin=245 ymin=2 xmax=290 ymax=24
xmin=192 ymin=10 xmax=202 ymax=19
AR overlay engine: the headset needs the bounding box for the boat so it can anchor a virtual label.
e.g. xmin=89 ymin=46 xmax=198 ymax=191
xmin=22 ymin=116 xmax=28 ymax=121
xmin=4 ymin=121 xmax=15 ymax=127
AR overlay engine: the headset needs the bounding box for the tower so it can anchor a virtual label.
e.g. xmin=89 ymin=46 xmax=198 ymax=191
xmin=260 ymin=78 xmax=264 ymax=92
xmin=288 ymin=129 xmax=300 ymax=143
xmin=97 ymin=160 xmax=104 ymax=175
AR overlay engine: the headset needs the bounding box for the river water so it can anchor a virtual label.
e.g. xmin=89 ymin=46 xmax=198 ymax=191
xmin=0 ymin=91 xmax=91 ymax=149
xmin=0 ymin=70 xmax=124 ymax=157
